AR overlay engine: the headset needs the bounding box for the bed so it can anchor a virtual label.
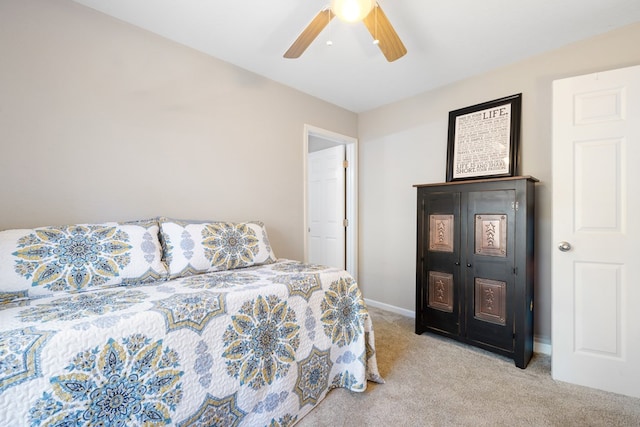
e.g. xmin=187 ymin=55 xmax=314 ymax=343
xmin=0 ymin=219 xmax=382 ymax=426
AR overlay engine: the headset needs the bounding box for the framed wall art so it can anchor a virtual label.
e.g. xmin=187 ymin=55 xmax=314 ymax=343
xmin=445 ymin=93 xmax=522 ymax=181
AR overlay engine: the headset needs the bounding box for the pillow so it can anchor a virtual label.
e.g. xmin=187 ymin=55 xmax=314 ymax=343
xmin=0 ymin=219 xmax=167 ymax=302
xmin=159 ymin=218 xmax=277 ymax=278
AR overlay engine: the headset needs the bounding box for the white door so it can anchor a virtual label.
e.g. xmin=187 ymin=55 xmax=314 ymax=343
xmin=307 ymin=145 xmax=346 ymax=269
xmin=552 ymin=65 xmax=640 ymax=398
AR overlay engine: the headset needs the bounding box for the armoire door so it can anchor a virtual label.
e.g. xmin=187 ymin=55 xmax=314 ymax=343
xmin=464 ymin=189 xmax=515 ymax=352
xmin=419 ymin=191 xmax=461 ymax=336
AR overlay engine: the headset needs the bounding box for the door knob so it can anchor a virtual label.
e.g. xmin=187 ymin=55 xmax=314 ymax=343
xmin=558 ymin=241 xmax=572 ymax=252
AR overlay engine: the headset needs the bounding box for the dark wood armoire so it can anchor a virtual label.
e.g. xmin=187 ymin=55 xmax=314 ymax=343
xmin=414 ymin=176 xmax=537 ymax=368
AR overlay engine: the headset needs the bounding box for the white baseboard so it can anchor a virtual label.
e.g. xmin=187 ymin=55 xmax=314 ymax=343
xmin=364 ymin=298 xmax=415 ymax=318
xmin=533 ymin=339 xmax=551 ymax=355
xmin=364 ymin=298 xmax=552 ymax=356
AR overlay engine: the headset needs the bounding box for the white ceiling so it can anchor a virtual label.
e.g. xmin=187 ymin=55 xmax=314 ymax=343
xmin=71 ymin=0 xmax=640 ymax=113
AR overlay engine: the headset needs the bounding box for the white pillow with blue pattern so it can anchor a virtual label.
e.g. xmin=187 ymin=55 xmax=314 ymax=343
xmin=0 ymin=220 xmax=167 ymax=303
xmin=159 ymin=218 xmax=277 ymax=279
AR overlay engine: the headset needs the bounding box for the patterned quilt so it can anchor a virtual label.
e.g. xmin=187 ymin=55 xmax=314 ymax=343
xmin=0 ymin=260 xmax=382 ymax=426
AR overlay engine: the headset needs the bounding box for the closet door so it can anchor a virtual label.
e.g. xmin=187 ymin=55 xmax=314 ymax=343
xmin=552 ymin=65 xmax=640 ymax=398
xmin=464 ymin=189 xmax=516 ymax=352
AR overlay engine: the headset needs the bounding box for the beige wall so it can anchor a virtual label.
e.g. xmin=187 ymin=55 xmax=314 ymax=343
xmin=3 ymin=0 xmax=640 ymax=346
xmin=358 ymin=22 xmax=640 ymax=344
xmin=0 ymin=0 xmax=357 ymax=260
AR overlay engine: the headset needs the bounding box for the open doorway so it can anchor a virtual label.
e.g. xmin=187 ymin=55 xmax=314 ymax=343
xmin=303 ymin=124 xmax=358 ymax=279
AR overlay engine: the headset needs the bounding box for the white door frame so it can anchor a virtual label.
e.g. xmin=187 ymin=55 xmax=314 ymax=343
xmin=303 ymin=124 xmax=358 ymax=279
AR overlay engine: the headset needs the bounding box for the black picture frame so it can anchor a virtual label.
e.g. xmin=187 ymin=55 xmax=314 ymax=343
xmin=445 ymin=93 xmax=522 ymax=182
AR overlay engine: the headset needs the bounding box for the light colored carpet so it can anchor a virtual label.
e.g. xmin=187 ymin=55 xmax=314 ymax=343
xmin=298 ymin=306 xmax=640 ymax=426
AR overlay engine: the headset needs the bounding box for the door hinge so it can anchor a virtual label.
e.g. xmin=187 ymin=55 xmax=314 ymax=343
xmin=343 ymin=160 xmax=349 ymax=168
xmin=513 ymin=267 xmax=518 ymax=275
xmin=511 ymin=201 xmax=519 ymax=211
xmin=343 ymin=218 xmax=349 ymax=227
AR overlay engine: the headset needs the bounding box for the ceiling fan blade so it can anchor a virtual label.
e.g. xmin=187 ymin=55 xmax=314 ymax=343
xmin=284 ymin=9 xmax=335 ymax=59
xmin=362 ymin=4 xmax=407 ymax=62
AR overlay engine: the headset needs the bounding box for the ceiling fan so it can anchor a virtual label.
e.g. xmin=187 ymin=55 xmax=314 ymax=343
xmin=284 ymin=0 xmax=407 ymax=62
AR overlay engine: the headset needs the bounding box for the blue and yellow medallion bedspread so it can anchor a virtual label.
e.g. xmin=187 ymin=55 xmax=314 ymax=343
xmin=0 ymin=260 xmax=383 ymax=426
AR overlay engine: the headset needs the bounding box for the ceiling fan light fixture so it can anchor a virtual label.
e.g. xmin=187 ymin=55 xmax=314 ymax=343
xmin=330 ymin=0 xmax=375 ymax=22
xmin=284 ymin=1 xmax=406 ymax=62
